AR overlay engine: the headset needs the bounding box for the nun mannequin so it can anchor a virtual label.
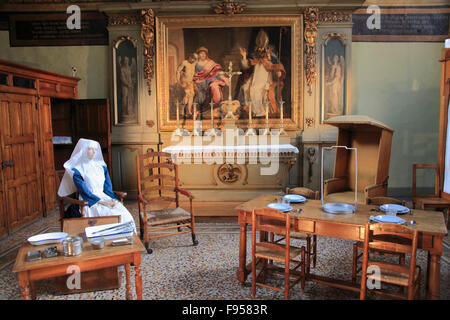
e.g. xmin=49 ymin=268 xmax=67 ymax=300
xmin=58 ymin=138 xmax=136 ymax=233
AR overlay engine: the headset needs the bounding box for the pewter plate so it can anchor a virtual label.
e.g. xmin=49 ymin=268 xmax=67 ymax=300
xmin=322 ymin=203 xmax=355 ymax=214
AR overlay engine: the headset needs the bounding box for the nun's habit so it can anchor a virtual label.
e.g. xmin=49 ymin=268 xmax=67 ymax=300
xmin=58 ymin=138 xmax=136 ymax=233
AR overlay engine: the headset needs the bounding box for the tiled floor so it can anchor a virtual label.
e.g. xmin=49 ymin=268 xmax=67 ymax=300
xmin=0 ymin=201 xmax=448 ymax=300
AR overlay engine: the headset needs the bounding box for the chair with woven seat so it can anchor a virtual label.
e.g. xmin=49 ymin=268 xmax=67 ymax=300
xmin=360 ymin=222 xmax=421 ymax=300
xmin=273 ymin=187 xmax=319 ymax=274
xmin=251 ymin=208 xmax=306 ymax=300
xmin=136 ymin=151 xmax=198 ymax=254
xmin=352 ymin=196 xmax=407 ymax=282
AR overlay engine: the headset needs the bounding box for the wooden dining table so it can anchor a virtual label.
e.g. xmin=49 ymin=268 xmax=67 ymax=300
xmin=235 ymin=194 xmax=448 ymax=300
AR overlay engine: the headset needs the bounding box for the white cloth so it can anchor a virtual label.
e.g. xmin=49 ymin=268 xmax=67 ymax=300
xmin=57 ymin=138 xmax=136 ymax=232
xmin=163 ymin=144 xmax=299 ymax=154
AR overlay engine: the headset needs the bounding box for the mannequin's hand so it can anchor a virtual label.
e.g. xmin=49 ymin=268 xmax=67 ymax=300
xmin=99 ymin=200 xmax=117 ymax=209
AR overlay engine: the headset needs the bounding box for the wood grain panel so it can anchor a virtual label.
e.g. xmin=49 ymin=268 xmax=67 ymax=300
xmin=0 ymin=93 xmax=42 ymax=232
xmin=39 ymin=96 xmax=56 ymax=214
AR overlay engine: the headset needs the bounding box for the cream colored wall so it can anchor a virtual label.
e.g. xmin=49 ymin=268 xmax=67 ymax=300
xmin=0 ymin=28 xmax=443 ymax=193
xmin=351 ymin=42 xmax=444 ymax=192
xmin=0 ymin=31 xmax=108 ymax=99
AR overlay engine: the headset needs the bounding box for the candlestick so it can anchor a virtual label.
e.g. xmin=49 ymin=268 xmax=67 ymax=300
xmin=205 ymin=100 xmax=220 ymax=136
xmin=245 ymin=101 xmax=256 ymax=136
xmin=174 ymin=100 xmax=189 ymax=136
xmin=176 ymin=100 xmax=180 ymax=126
xmin=261 ymin=101 xmax=270 ymax=135
xmin=278 ymin=100 xmax=286 ymax=135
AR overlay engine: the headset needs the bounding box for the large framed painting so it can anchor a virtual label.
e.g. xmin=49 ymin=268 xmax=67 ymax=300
xmin=113 ymin=36 xmax=138 ymax=125
xmin=156 ymin=15 xmax=303 ymax=131
xmin=321 ymin=33 xmax=348 ymax=122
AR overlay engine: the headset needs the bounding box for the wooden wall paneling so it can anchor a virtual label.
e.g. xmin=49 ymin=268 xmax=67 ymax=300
xmin=0 ymin=93 xmax=43 ymax=232
xmin=38 ymin=96 xmax=57 ymax=215
xmin=73 ymin=99 xmax=111 ymax=170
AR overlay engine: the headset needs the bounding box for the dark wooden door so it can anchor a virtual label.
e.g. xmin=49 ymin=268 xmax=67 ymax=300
xmin=39 ymin=96 xmax=57 ymax=215
xmin=0 ymin=93 xmax=43 ymax=233
xmin=0 ymin=138 xmax=6 ymax=237
xmin=73 ymin=99 xmax=111 ymax=170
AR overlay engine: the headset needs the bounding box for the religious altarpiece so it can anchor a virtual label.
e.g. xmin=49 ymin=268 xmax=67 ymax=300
xmin=105 ymin=5 xmax=354 ymax=205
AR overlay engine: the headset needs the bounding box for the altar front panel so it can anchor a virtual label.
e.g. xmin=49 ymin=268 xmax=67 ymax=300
xmin=163 ymin=144 xmax=298 ymax=201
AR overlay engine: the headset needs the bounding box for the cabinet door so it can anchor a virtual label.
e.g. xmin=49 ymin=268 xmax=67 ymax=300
xmin=0 ymin=93 xmax=43 ymax=232
xmin=73 ymin=99 xmax=111 ymax=170
xmin=39 ymin=96 xmax=57 ymax=215
xmin=0 ymin=141 xmax=7 ymax=237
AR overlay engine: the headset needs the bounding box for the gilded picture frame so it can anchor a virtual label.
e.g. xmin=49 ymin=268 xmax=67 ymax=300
xmin=156 ymin=14 xmax=303 ymax=132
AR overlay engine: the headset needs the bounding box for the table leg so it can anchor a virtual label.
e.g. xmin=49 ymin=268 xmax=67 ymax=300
xmin=237 ymin=221 xmax=247 ymax=284
xmin=427 ymin=254 xmax=441 ymax=300
xmin=17 ymin=272 xmax=31 ymax=300
xmin=125 ymin=263 xmax=132 ymax=300
xmin=134 ymin=253 xmax=142 ymax=300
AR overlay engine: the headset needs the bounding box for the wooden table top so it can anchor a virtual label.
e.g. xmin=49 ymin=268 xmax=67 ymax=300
xmin=235 ymin=194 xmax=448 ymax=236
xmin=13 ymin=234 xmax=146 ymax=273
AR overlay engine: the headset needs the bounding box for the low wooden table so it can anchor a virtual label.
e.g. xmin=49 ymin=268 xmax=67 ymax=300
xmin=235 ymin=194 xmax=448 ymax=300
xmin=12 ymin=234 xmax=146 ymax=300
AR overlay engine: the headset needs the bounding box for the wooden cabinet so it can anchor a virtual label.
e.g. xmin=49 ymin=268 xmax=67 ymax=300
xmin=0 ymin=59 xmax=111 ymax=237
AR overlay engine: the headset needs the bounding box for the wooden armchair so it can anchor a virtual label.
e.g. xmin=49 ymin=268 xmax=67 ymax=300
xmin=251 ymin=208 xmax=306 ymax=300
xmin=323 ymin=115 xmax=394 ymax=205
xmin=136 ymin=151 xmax=198 ymax=254
xmin=412 ymin=164 xmax=450 ymax=213
xmin=360 ymin=223 xmax=421 ymax=300
xmin=352 ymin=197 xmax=406 ymax=283
xmin=57 ymin=191 xmax=127 ymax=231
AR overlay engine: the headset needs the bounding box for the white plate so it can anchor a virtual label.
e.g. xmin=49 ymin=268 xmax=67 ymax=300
xmin=283 ymin=194 xmax=306 ymax=203
xmin=373 ymin=215 xmax=406 ymax=224
xmin=27 ymin=232 xmax=69 ymax=246
xmin=267 ymin=203 xmax=293 ymax=212
xmin=380 ymin=204 xmax=409 ymax=214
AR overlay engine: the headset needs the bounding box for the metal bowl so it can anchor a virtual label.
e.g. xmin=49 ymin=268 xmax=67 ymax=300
xmin=90 ymin=238 xmax=105 ymax=250
xmin=322 ymin=202 xmax=355 ymax=214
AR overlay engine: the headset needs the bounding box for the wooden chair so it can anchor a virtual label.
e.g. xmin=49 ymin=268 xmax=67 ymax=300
xmin=271 ymin=187 xmax=319 ymax=274
xmin=57 ymin=191 xmax=127 ymax=231
xmin=352 ymin=197 xmax=406 ymax=282
xmin=251 ymin=208 xmax=306 ymax=300
xmin=136 ymin=151 xmax=197 ymax=254
xmin=323 ymin=115 xmax=394 ymax=205
xmin=411 ymin=49 xmax=450 ymax=229
xmin=360 ymin=223 xmax=421 ymax=300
